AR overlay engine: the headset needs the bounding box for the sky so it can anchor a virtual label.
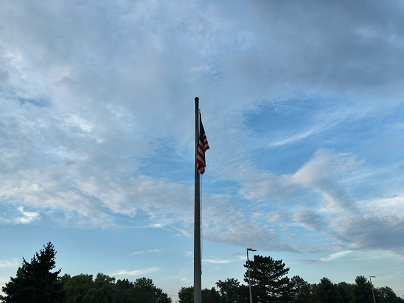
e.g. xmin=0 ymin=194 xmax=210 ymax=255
xmin=1 ymin=0 xmax=404 ymax=301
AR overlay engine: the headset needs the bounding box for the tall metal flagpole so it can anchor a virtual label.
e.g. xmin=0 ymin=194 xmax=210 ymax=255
xmin=194 ymin=97 xmax=202 ymax=303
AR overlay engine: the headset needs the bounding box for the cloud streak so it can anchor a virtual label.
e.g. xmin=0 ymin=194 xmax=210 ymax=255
xmin=111 ymin=268 xmax=160 ymax=277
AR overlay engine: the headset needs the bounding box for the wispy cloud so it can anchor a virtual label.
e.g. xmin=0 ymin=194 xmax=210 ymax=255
xmin=202 ymin=259 xmax=235 ymax=264
xmin=320 ymin=251 xmax=352 ymax=262
xmin=0 ymin=259 xmax=18 ymax=268
xmin=132 ymin=249 xmax=164 ymax=255
xmin=332 ymin=213 xmax=404 ymax=254
xmin=111 ymin=268 xmax=159 ymax=276
xmin=238 ymin=149 xmax=358 ymax=210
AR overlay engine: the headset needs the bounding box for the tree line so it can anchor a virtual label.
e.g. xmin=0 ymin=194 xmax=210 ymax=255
xmin=1 ymin=242 xmax=403 ymax=303
xmin=178 ymin=254 xmax=404 ymax=303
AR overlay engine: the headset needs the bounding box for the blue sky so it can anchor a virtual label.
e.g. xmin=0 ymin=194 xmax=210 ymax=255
xmin=1 ymin=0 xmax=404 ymax=300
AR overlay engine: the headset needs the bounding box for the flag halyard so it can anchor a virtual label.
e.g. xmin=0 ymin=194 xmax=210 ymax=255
xmin=196 ymin=115 xmax=209 ymax=174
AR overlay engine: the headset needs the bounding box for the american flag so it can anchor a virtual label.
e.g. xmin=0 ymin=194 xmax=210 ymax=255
xmin=196 ymin=115 xmax=209 ymax=174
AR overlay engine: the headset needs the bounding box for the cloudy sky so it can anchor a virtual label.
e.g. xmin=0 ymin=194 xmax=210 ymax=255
xmin=1 ymin=0 xmax=404 ymax=300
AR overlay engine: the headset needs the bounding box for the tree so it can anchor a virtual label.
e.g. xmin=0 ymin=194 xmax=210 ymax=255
xmin=177 ymin=286 xmax=220 ymax=303
xmin=93 ymin=273 xmax=116 ymax=302
xmin=336 ymin=282 xmax=354 ymax=303
xmin=62 ymin=274 xmax=96 ymax=303
xmin=244 ymin=255 xmax=291 ymax=303
xmin=316 ymin=277 xmax=340 ymax=303
xmin=178 ymin=286 xmax=193 ymax=303
xmin=0 ymin=242 xmax=63 ymax=303
xmin=375 ymin=286 xmax=404 ymax=303
xmin=203 ymin=287 xmax=220 ymax=303
xmin=115 ymin=279 xmax=135 ymax=303
xmin=216 ymin=278 xmax=241 ymax=303
xmin=353 ymin=276 xmax=373 ymax=303
xmin=290 ymin=275 xmax=311 ymax=303
xmin=131 ymin=277 xmax=171 ymax=303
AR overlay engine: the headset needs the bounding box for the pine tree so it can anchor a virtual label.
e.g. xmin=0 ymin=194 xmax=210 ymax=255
xmin=244 ymin=255 xmax=291 ymax=303
xmin=0 ymin=242 xmax=63 ymax=303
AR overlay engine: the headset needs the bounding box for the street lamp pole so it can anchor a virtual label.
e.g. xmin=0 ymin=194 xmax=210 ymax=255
xmin=369 ymin=276 xmax=376 ymax=303
xmin=247 ymin=248 xmax=256 ymax=303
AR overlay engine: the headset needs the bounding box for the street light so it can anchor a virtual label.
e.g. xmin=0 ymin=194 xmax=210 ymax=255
xmin=369 ymin=276 xmax=376 ymax=303
xmin=247 ymin=248 xmax=257 ymax=303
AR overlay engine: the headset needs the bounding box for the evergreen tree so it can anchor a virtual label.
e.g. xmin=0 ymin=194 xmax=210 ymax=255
xmin=244 ymin=255 xmax=291 ymax=303
xmin=0 ymin=242 xmax=63 ymax=303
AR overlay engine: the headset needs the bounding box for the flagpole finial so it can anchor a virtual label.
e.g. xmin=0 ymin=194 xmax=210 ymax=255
xmin=195 ymin=97 xmax=199 ymax=102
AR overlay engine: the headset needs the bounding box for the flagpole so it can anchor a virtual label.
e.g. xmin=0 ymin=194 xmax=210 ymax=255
xmin=194 ymin=97 xmax=202 ymax=303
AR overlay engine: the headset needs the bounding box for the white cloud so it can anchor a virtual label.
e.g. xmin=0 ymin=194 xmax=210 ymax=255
xmin=111 ymin=268 xmax=159 ymax=276
xmin=202 ymin=259 xmax=235 ymax=264
xmin=320 ymin=251 xmax=352 ymax=262
xmin=0 ymin=259 xmax=18 ymax=268
xmin=132 ymin=249 xmax=164 ymax=255
xmin=292 ymin=210 xmax=326 ymax=232
xmin=238 ymin=149 xmax=358 ymax=210
xmin=15 ymin=206 xmax=39 ymax=224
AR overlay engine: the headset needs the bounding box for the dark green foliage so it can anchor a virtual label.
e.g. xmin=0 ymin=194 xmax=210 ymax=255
xmin=115 ymin=279 xmax=135 ymax=303
xmin=353 ymin=275 xmax=373 ymax=303
xmin=375 ymin=285 xmax=404 ymax=303
xmin=0 ymin=242 xmax=63 ymax=303
xmin=178 ymin=286 xmax=194 ymax=303
xmin=177 ymin=272 xmax=403 ymax=303
xmin=203 ymin=287 xmax=220 ymax=303
xmin=63 ymin=274 xmax=171 ymax=303
xmin=336 ymin=282 xmax=354 ymax=303
xmin=310 ymin=277 xmax=404 ymax=303
xmin=237 ymin=285 xmax=251 ymax=303
xmin=316 ymin=277 xmax=340 ymax=303
xmin=130 ymin=277 xmax=171 ymax=303
xmin=290 ymin=275 xmax=311 ymax=303
xmin=62 ymin=274 xmax=96 ymax=303
xmin=4 ymin=244 xmax=403 ymax=303
xmin=62 ymin=272 xmax=116 ymax=303
xmin=216 ymin=278 xmax=241 ymax=303
xmin=376 ymin=286 xmax=398 ymax=303
xmin=177 ymin=286 xmax=220 ymax=303
xmin=244 ymin=255 xmax=291 ymax=303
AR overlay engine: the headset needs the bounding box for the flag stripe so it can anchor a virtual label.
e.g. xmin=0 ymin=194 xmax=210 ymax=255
xmin=196 ymin=116 xmax=209 ymax=174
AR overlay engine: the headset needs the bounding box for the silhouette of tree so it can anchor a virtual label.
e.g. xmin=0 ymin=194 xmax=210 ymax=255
xmin=316 ymin=277 xmax=340 ymax=303
xmin=244 ymin=255 xmax=291 ymax=303
xmin=353 ymin=275 xmax=373 ymax=303
xmin=216 ymin=278 xmax=241 ymax=303
xmin=290 ymin=275 xmax=311 ymax=303
xmin=178 ymin=286 xmax=193 ymax=303
xmin=0 ymin=242 xmax=63 ymax=303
